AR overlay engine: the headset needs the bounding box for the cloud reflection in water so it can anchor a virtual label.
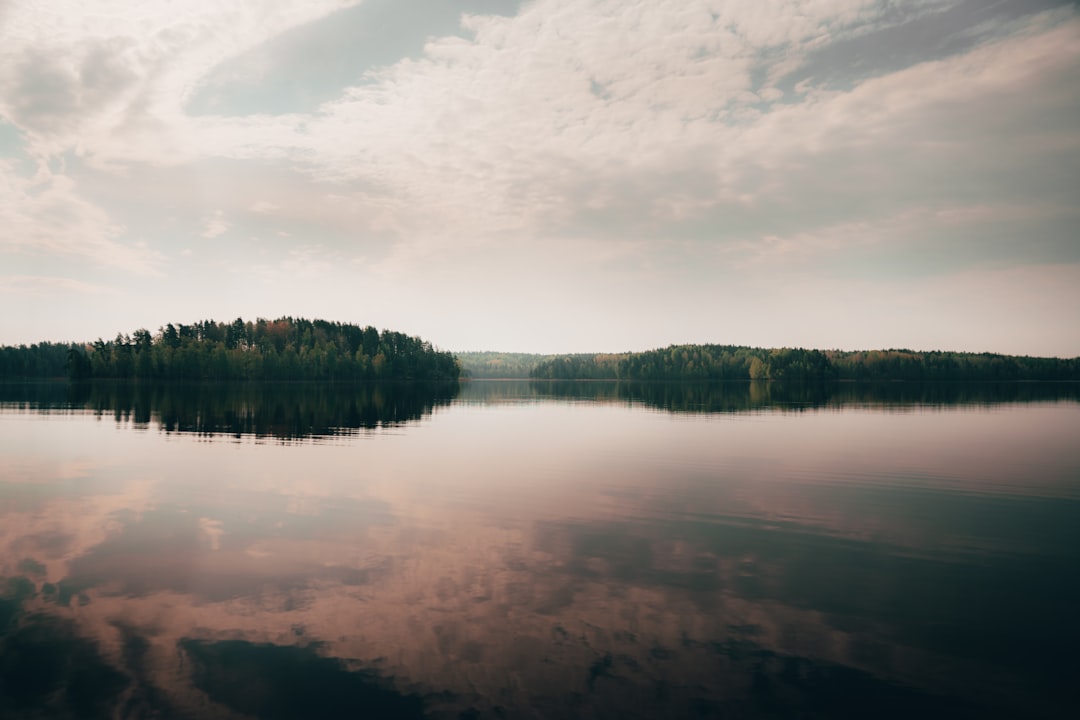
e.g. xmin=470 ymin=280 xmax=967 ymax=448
xmin=1 ymin=381 xmax=1078 ymax=718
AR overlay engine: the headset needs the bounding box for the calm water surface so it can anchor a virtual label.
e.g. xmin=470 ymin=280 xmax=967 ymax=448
xmin=1 ymin=381 xmax=1078 ymax=719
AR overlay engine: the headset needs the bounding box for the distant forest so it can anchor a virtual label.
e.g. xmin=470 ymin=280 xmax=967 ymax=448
xmin=0 ymin=317 xmax=459 ymax=382
xmin=530 ymin=345 xmax=1080 ymax=382
xmin=4 ymin=330 xmax=1078 ymax=383
xmin=454 ymin=352 xmax=555 ymax=378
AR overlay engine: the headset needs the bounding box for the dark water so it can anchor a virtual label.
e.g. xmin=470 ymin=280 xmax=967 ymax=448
xmin=1 ymin=380 xmax=1078 ymax=719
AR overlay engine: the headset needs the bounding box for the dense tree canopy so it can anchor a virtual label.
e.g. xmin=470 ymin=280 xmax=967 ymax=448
xmin=1 ymin=318 xmax=459 ymax=382
xmin=4 ymin=331 xmax=1078 ymax=383
xmin=0 ymin=342 xmax=72 ymax=379
xmin=530 ymin=345 xmax=1080 ymax=382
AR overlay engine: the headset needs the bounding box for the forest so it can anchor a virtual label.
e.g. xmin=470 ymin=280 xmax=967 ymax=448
xmin=4 ymin=330 xmax=1078 ymax=383
xmin=454 ymin=352 xmax=555 ymax=378
xmin=0 ymin=317 xmax=459 ymax=382
xmin=529 ymin=345 xmax=1080 ymax=382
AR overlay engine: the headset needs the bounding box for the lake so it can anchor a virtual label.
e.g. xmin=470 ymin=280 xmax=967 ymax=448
xmin=1 ymin=380 xmax=1078 ymax=719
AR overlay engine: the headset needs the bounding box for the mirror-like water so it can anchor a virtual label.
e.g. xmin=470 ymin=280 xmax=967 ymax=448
xmin=1 ymin=381 xmax=1078 ymax=719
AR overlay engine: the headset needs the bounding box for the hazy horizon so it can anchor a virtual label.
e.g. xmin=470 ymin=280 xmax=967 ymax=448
xmin=2 ymin=1 xmax=1078 ymax=356
xmin=9 ymin=315 xmax=1080 ymax=360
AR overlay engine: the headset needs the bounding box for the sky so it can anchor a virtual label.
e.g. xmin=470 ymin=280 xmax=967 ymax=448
xmin=1 ymin=0 xmax=1078 ymax=356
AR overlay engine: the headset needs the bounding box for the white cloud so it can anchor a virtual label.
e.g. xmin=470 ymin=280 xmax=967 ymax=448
xmin=0 ymin=0 xmax=359 ymax=163
xmin=0 ymin=0 xmax=1076 ymax=354
xmin=302 ymin=4 xmax=1072 ymax=268
xmin=201 ymin=210 xmax=229 ymax=238
xmin=0 ymin=160 xmax=162 ymax=274
xmin=249 ymin=199 xmax=279 ymax=213
xmin=5 ymin=1 xmax=1074 ymax=263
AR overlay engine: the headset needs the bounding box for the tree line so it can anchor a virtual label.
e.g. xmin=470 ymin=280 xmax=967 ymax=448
xmin=1 ymin=317 xmax=459 ymax=382
xmin=0 ymin=342 xmax=72 ymax=379
xmin=454 ymin=352 xmax=557 ymax=378
xmin=530 ymin=345 xmax=1080 ymax=382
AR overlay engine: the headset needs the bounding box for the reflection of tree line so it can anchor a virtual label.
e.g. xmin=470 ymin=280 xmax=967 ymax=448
xmin=0 ymin=381 xmax=459 ymax=440
xmin=3 ymin=379 xmax=1077 ymax=436
xmin=460 ymin=379 xmax=1080 ymax=411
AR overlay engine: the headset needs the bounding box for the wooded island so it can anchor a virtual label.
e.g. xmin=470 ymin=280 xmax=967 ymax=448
xmin=528 ymin=345 xmax=1080 ymax=382
xmin=0 ymin=317 xmax=459 ymax=381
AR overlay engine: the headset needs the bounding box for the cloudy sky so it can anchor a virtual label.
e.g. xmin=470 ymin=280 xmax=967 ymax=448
xmin=1 ymin=0 xmax=1078 ymax=355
